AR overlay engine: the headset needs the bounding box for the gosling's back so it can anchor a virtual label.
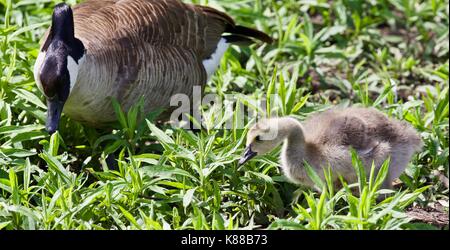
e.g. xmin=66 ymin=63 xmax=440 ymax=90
xmin=302 ymin=107 xmax=422 ymax=151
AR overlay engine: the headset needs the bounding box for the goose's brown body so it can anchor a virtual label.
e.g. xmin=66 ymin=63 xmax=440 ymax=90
xmin=37 ymin=0 xmax=271 ymax=127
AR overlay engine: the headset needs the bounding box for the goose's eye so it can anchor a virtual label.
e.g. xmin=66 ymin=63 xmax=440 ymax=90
xmin=255 ymin=135 xmax=261 ymax=142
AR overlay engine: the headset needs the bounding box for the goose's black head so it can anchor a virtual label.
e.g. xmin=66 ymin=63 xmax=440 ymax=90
xmin=35 ymin=3 xmax=85 ymax=134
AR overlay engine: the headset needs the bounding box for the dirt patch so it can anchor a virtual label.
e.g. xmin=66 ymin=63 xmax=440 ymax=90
xmin=406 ymin=202 xmax=449 ymax=228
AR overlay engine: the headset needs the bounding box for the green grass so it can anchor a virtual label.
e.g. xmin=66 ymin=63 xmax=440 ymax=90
xmin=0 ymin=0 xmax=448 ymax=230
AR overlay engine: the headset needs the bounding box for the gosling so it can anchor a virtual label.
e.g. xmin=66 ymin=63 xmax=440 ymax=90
xmin=239 ymin=107 xmax=423 ymax=190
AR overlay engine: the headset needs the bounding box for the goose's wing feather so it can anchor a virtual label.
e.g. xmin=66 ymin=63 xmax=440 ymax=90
xmin=71 ymin=0 xmax=232 ymax=60
xmin=72 ymin=0 xmax=117 ymax=19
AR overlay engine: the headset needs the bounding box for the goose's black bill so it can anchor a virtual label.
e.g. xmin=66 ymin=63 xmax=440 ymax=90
xmin=239 ymin=146 xmax=257 ymax=166
xmin=46 ymin=97 xmax=64 ymax=134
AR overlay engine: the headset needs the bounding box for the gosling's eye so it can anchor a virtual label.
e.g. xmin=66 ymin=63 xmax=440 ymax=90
xmin=255 ymin=135 xmax=261 ymax=141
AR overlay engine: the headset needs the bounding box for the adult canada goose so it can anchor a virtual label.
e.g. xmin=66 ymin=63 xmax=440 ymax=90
xmin=239 ymin=107 xmax=423 ymax=190
xmin=34 ymin=0 xmax=272 ymax=134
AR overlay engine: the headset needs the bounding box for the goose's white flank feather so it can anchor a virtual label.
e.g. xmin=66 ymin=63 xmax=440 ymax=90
xmin=202 ymin=38 xmax=229 ymax=80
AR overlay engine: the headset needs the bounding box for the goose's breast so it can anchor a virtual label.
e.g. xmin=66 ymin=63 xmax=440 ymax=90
xmin=63 ymin=53 xmax=116 ymax=125
xmin=63 ymin=44 xmax=209 ymax=126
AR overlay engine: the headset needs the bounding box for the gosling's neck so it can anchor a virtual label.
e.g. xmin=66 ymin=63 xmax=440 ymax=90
xmin=276 ymin=117 xmax=310 ymax=184
xmin=276 ymin=117 xmax=307 ymax=160
xmin=274 ymin=117 xmax=305 ymax=144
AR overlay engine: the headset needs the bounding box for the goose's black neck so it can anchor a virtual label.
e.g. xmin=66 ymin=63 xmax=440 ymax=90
xmin=42 ymin=3 xmax=85 ymax=62
xmin=39 ymin=3 xmax=85 ymax=134
xmin=51 ymin=3 xmax=75 ymax=43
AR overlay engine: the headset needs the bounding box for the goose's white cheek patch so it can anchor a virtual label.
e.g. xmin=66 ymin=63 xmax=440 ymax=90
xmin=66 ymin=55 xmax=85 ymax=92
xmin=202 ymin=38 xmax=229 ymax=80
xmin=33 ymin=51 xmax=46 ymax=93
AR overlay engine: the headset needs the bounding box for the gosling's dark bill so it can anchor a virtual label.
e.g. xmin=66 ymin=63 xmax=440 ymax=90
xmin=238 ymin=146 xmax=257 ymax=165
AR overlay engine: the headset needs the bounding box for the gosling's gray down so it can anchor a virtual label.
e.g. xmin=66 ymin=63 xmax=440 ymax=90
xmin=239 ymin=107 xmax=423 ymax=190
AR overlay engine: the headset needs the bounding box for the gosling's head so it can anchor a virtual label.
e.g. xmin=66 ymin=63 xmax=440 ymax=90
xmin=239 ymin=117 xmax=303 ymax=165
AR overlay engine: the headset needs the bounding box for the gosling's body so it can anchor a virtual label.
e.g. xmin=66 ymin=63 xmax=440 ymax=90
xmin=34 ymin=0 xmax=272 ymax=129
xmin=241 ymin=107 xmax=423 ymax=189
